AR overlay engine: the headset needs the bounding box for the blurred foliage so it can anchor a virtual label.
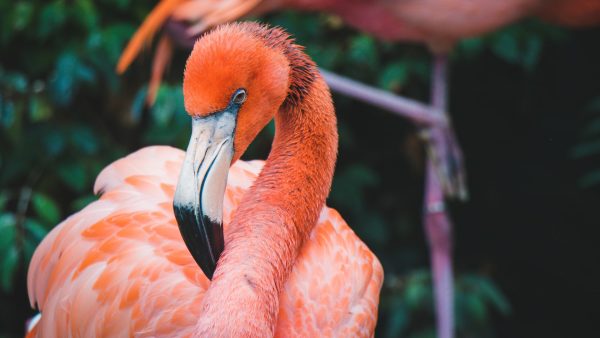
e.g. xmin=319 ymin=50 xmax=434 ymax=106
xmin=0 ymin=1 xmax=597 ymax=338
xmin=572 ymin=97 xmax=600 ymax=188
xmin=456 ymin=19 xmax=566 ymax=71
xmin=0 ymin=1 xmax=190 ymax=334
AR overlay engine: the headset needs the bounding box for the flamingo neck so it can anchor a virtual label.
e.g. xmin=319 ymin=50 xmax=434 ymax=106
xmin=196 ymin=71 xmax=337 ymax=335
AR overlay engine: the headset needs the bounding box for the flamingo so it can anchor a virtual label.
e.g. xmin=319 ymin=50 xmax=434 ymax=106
xmin=26 ymin=22 xmax=383 ymax=337
xmin=114 ymin=2 xmax=600 ymax=337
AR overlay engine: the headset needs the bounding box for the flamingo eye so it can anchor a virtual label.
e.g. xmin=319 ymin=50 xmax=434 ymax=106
xmin=232 ymin=89 xmax=247 ymax=105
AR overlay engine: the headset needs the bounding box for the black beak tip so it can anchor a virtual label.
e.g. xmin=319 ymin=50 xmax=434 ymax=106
xmin=173 ymin=202 xmax=224 ymax=280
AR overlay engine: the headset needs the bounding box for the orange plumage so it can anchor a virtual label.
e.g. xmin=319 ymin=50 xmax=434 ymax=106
xmin=28 ymin=23 xmax=383 ymax=337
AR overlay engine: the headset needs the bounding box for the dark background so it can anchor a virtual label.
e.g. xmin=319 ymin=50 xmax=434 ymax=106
xmin=1 ymin=1 xmax=599 ymax=337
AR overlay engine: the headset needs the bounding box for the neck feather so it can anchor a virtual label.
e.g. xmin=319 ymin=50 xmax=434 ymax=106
xmin=195 ymin=32 xmax=338 ymax=336
xmin=224 ymin=74 xmax=337 ymax=281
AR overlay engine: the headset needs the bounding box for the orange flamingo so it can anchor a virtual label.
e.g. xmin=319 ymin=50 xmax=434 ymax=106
xmin=115 ymin=2 xmax=600 ymax=337
xmin=27 ymin=23 xmax=383 ymax=337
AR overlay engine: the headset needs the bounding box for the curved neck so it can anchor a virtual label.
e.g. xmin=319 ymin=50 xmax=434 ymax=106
xmin=196 ymin=73 xmax=337 ymax=335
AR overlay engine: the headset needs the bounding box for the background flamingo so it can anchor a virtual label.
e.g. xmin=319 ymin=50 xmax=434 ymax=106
xmin=115 ymin=1 xmax=600 ymax=337
xmin=26 ymin=23 xmax=383 ymax=337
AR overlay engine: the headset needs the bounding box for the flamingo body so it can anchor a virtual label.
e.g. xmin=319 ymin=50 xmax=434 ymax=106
xmin=536 ymin=0 xmax=600 ymax=27
xmin=28 ymin=146 xmax=383 ymax=337
xmin=117 ymin=0 xmax=600 ymax=77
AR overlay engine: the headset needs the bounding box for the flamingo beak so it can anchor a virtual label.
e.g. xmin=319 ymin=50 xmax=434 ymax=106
xmin=173 ymin=109 xmax=237 ymax=280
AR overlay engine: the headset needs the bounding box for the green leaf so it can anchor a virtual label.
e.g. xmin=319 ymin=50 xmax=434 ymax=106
xmin=464 ymin=293 xmax=487 ymax=323
xmin=38 ymin=1 xmax=68 ymax=38
xmin=12 ymin=2 xmax=34 ymax=31
xmin=349 ymin=35 xmax=378 ymax=69
xmin=73 ymin=0 xmax=98 ymax=31
xmin=0 ymin=71 xmax=28 ymax=93
xmin=522 ymin=36 xmax=542 ymax=71
xmin=0 ymin=213 xmax=15 ymax=228
xmin=42 ymin=128 xmax=67 ymax=156
xmin=56 ymin=162 xmax=88 ymax=192
xmin=461 ymin=274 xmax=511 ymax=316
xmin=49 ymin=52 xmax=96 ymax=106
xmin=92 ymin=24 xmax=136 ymax=65
xmin=307 ymin=45 xmax=340 ymax=69
xmin=25 ymin=218 xmax=49 ymax=242
xmin=0 ymin=214 xmax=18 ymax=292
xmin=404 ymin=273 xmax=432 ymax=310
xmin=29 ymin=96 xmax=53 ymax=122
xmin=0 ymin=213 xmax=16 ymax=252
xmin=0 ymin=95 xmax=16 ymax=127
xmin=130 ymin=86 xmax=148 ymax=124
xmin=70 ymin=126 xmax=99 ymax=154
xmin=151 ymin=85 xmax=185 ymax=127
xmin=32 ymin=193 xmax=61 ymax=225
xmin=385 ymin=297 xmax=409 ymax=337
xmin=0 ymin=244 xmax=19 ymax=292
xmin=330 ymin=164 xmax=379 ymax=211
xmin=477 ymin=278 xmax=511 ymax=315
xmin=458 ymin=37 xmax=485 ymax=58
xmin=358 ymin=212 xmax=389 ymax=245
xmin=492 ymin=33 xmax=520 ymax=65
xmin=378 ymin=63 xmax=408 ymax=91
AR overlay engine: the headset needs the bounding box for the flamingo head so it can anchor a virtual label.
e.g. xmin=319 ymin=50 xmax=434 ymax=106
xmin=173 ymin=23 xmax=293 ymax=279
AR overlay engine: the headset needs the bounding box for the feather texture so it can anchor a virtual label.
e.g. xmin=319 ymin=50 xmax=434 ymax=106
xmin=28 ymin=146 xmax=383 ymax=337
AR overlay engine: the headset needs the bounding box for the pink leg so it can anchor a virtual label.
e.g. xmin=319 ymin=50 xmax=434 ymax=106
xmin=425 ymin=159 xmax=454 ymax=338
xmin=423 ymin=54 xmax=467 ymax=200
xmin=319 ymin=69 xmax=446 ymax=126
xmin=320 ymin=69 xmax=466 ymax=200
xmin=425 ymin=54 xmax=457 ymax=338
xmin=326 ymin=53 xmax=463 ymax=338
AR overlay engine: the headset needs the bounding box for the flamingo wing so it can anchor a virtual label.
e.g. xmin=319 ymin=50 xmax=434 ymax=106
xmin=28 ymin=146 xmax=382 ymax=337
xmin=276 ymin=207 xmax=383 ymax=337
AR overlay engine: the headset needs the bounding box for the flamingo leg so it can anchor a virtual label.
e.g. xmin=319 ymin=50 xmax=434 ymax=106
xmin=425 ymin=161 xmax=453 ymax=338
xmin=319 ymin=69 xmax=446 ymax=126
xmin=424 ymin=54 xmax=458 ymax=338
xmin=329 ymin=52 xmax=463 ymax=338
xmin=326 ymin=53 xmax=464 ymax=338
